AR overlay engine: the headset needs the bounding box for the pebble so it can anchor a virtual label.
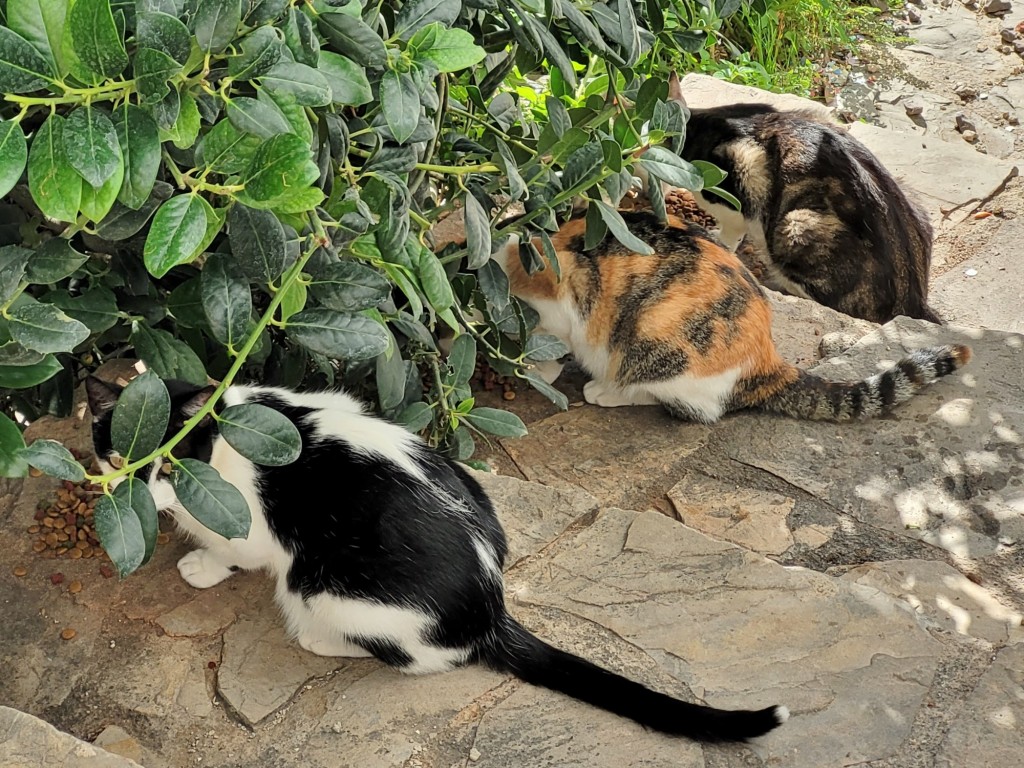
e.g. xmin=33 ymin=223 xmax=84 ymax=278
xmin=965 ymin=268 xmax=979 ymax=276
xmin=1001 ymin=27 xmax=1017 ymax=42
xmin=904 ymin=98 xmax=925 ymax=116
xmin=50 ymin=572 xmax=64 ymax=585
xmin=99 ymin=565 xmax=114 ymax=579
xmin=999 ymin=43 xmax=1014 ymax=54
xmin=954 ymin=84 xmax=979 ymax=100
xmin=469 ymin=748 xmax=482 ymax=762
xmin=69 ymin=580 xmax=83 ymax=594
xmin=962 ymin=129 xmax=979 ymax=143
xmin=955 ymin=113 xmax=977 ymax=133
xmin=60 ymin=628 xmax=77 ymax=641
xmin=13 ymin=566 xmax=27 ymax=577
xmin=1014 ymin=40 xmax=1024 ymax=54
xmin=908 ymin=7 xmax=922 ymax=21
xmin=982 ymin=0 xmax=1012 ymax=12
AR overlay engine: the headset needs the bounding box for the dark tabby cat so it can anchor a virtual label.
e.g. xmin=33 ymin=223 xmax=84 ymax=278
xmin=86 ymin=376 xmax=788 ymax=743
xmin=658 ymin=73 xmax=941 ymax=325
xmin=495 ymin=211 xmax=970 ymax=422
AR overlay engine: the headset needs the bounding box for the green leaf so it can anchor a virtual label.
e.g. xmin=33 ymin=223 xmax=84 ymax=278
xmin=397 ymin=400 xmax=432 ymax=432
xmin=692 ymin=159 xmax=727 ymax=189
xmin=259 ymin=88 xmax=313 ymax=144
xmin=228 ymin=25 xmax=282 ymax=80
xmin=241 ymin=132 xmax=319 ymax=203
xmin=93 ymin=487 xmax=147 ymax=577
xmin=0 ymin=341 xmax=45 ymax=366
xmin=24 ymin=239 xmax=88 ymax=284
xmin=463 ymin=192 xmax=492 ymax=270
xmin=464 ymin=407 xmax=527 ymax=438
xmin=160 ymin=90 xmax=201 ymax=149
xmin=318 ymin=13 xmax=387 ymax=68
xmin=0 ymin=355 xmax=62 ymax=388
xmin=78 ymin=144 xmax=123 ymax=222
xmin=0 ymin=120 xmax=28 ymax=200
xmin=395 ymin=0 xmax=460 ymax=40
xmin=115 ymin=103 xmax=161 ymax=210
xmin=282 ymin=7 xmax=319 ymax=66
xmin=0 ymin=246 xmax=30 ymax=304
xmin=0 ymin=413 xmax=28 ymax=478
xmin=309 ymin=262 xmax=390 ymax=312
xmin=136 ymin=10 xmax=191 ymax=64
xmin=409 ymin=24 xmax=485 ymax=73
xmin=97 ymin=180 xmax=172 ymax=240
xmin=375 ymin=343 xmax=405 ymax=411
xmin=495 ymin=138 xmax=526 ymax=201
xmin=166 ymin=278 xmax=207 ymax=329
xmin=584 ymin=202 xmax=607 ymax=251
xmin=227 ymin=205 xmax=289 ymax=282
xmin=202 ymin=251 xmax=252 ymax=350
xmin=278 ymin=279 xmax=306 ymax=322
xmin=171 ymin=458 xmax=251 ymax=539
xmin=639 ymin=147 xmax=703 ymax=190
xmin=132 ymin=322 xmax=208 ymax=386
xmin=704 ymin=185 xmax=742 ymax=211
xmin=68 ymin=0 xmax=129 ymax=80
xmin=8 ymin=301 xmax=90 ymax=353
xmin=196 ymin=118 xmax=262 ymax=175
xmin=8 ymin=0 xmax=69 ymax=75
xmin=19 ymin=438 xmax=85 ymax=481
xmin=40 ymin=285 xmax=118 ymax=332
xmin=143 ymin=194 xmax=211 ymax=278
xmin=561 ymin=141 xmax=604 ymax=192
xmin=259 ymin=60 xmax=332 ymax=107
xmin=193 ymin=0 xmax=242 ymax=54
xmin=525 ymin=333 xmax=569 ymax=361
xmin=0 ymin=25 xmax=54 ymax=93
xmin=27 ymin=113 xmax=82 ymax=223
xmin=226 ymin=96 xmax=293 ymax=139
xmin=287 ymin=308 xmax=389 ymax=361
xmin=523 ymin=370 xmax=568 ymax=410
xmin=317 ymin=51 xmax=371 ymax=106
xmin=218 ymin=403 xmax=301 ymax=466
xmin=118 ymin=477 xmax=159 ymax=566
xmin=133 ymin=47 xmax=181 ymax=105
xmin=449 ymin=424 xmax=474 ymax=460
xmin=477 ymin=258 xmax=509 ymax=312
xmin=594 ymin=200 xmax=654 ymax=255
xmin=449 ymin=333 xmax=476 ymax=385
xmin=111 ymin=369 xmax=170 ymax=460
xmin=380 ymin=70 xmax=420 ymax=145
xmin=415 ymin=245 xmax=454 ymax=311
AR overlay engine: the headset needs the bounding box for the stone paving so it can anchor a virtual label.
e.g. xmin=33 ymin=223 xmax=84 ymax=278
xmin=4 ymin=5 xmax=1024 ymax=768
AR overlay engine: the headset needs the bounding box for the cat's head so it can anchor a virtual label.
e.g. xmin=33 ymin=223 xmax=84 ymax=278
xmin=85 ymin=375 xmax=218 ymax=509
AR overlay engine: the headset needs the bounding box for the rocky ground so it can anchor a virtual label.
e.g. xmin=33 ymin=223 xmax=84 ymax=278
xmin=3 ymin=4 xmax=1024 ymax=767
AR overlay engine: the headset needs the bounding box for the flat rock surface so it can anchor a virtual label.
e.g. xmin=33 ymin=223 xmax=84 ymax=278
xmin=0 ymin=707 xmax=141 ymax=768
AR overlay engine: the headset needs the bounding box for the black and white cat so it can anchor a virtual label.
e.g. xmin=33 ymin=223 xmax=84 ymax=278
xmin=86 ymin=376 xmax=788 ymax=743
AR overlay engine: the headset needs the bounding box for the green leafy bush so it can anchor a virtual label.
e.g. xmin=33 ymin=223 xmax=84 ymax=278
xmin=1 ymin=0 xmax=736 ymax=577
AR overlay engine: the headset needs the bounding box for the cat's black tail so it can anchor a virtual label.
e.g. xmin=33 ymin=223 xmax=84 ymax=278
xmin=479 ymin=613 xmax=788 ymax=743
xmin=748 ymin=344 xmax=971 ymax=421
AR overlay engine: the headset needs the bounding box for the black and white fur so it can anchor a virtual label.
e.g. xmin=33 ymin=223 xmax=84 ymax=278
xmin=86 ymin=376 xmax=788 ymax=743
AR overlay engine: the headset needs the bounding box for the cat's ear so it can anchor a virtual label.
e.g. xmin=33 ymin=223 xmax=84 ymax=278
xmin=179 ymin=385 xmax=217 ymax=423
xmin=667 ymin=71 xmax=687 ymax=109
xmin=85 ymin=376 xmax=122 ymax=419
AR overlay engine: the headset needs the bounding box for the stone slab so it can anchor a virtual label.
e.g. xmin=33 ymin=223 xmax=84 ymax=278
xmin=0 ymin=707 xmax=141 ymax=768
xmin=846 ymin=122 xmax=1018 ymax=225
xmin=842 ymin=559 xmax=1023 ymax=643
xmin=937 ymin=644 xmax=1024 ymax=767
xmin=716 ymin=317 xmax=1024 ymax=563
xmin=678 ymin=73 xmax=835 ymax=121
xmin=505 ymin=508 xmax=945 ymax=768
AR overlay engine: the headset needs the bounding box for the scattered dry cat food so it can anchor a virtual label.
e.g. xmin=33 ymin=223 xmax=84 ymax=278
xmin=27 ymin=466 xmax=108 ymax=563
xmin=664 ymin=189 xmax=719 ymax=230
xmin=68 ymin=580 xmax=83 ymax=594
xmin=99 ymin=564 xmax=114 ymax=579
xmin=60 ymin=628 xmax=77 ymax=641
xmin=50 ymin=572 xmax=64 ymax=585
xmin=13 ymin=566 xmax=27 ymax=577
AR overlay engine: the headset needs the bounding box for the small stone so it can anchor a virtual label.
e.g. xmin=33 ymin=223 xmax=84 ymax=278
xmin=963 ymin=129 xmax=979 ymax=143
xmin=13 ymin=566 xmax=27 ymax=577
xmin=1014 ymin=39 xmax=1024 ymax=54
xmin=999 ymin=43 xmax=1014 ymax=54
xmin=208 ymin=661 xmax=217 ymax=670
xmin=908 ymin=7 xmax=922 ymax=21
xmin=954 ymin=84 xmax=979 ymax=100
xmin=1001 ymin=27 xmax=1017 ymax=42
xmin=50 ymin=572 xmax=64 ymax=585
xmin=469 ymin=748 xmax=482 ymax=762
xmin=60 ymin=628 xmax=77 ymax=641
xmin=907 ymin=0 xmax=924 ymax=5
xmin=965 ymin=268 xmax=979 ymax=276
xmin=983 ymin=0 xmax=1012 ymax=12
xmin=978 ymin=43 xmax=989 ymax=52
xmin=904 ymin=98 xmax=925 ymax=116
xmin=1010 ymin=114 xmax=1020 ymax=125
xmin=99 ymin=564 xmax=114 ymax=578
xmin=955 ymin=113 xmax=977 ymax=132
xmin=68 ymin=580 xmax=82 ymax=594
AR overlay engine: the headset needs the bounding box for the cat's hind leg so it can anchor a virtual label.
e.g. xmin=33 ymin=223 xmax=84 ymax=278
xmin=583 ymin=380 xmax=660 ymax=408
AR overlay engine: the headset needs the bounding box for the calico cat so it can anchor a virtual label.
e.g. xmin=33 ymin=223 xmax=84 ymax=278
xmin=494 ymin=210 xmax=970 ymax=423
xmin=85 ymin=375 xmax=788 ymax=743
xmin=654 ymin=73 xmax=941 ymax=325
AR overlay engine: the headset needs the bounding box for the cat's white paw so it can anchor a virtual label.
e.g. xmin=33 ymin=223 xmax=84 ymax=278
xmin=583 ymin=381 xmax=658 ymax=408
xmin=177 ymin=549 xmax=236 ymax=589
xmin=297 ymin=632 xmax=373 ymax=658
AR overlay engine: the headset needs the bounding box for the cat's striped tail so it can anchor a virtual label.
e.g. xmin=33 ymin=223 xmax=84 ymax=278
xmin=480 ymin=614 xmax=788 ymax=743
xmin=749 ymin=344 xmax=972 ymax=421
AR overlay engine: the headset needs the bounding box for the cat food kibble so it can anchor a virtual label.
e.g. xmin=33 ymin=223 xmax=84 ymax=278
xmin=60 ymin=628 xmax=77 ymax=641
xmin=25 ymin=474 xmax=107 ymax=563
xmin=68 ymin=580 xmax=82 ymax=594
xmin=12 ymin=566 xmax=27 ymax=577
